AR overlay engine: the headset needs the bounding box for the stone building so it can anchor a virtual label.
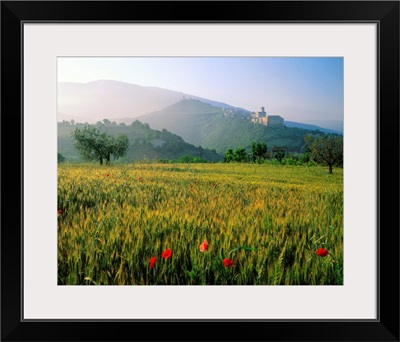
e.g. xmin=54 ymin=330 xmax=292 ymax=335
xmin=251 ymin=106 xmax=284 ymax=127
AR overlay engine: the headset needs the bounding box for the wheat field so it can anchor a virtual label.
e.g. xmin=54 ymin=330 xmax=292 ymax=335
xmin=57 ymin=162 xmax=343 ymax=285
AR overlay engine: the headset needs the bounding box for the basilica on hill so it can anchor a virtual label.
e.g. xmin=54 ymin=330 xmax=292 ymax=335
xmin=251 ymin=107 xmax=284 ymax=127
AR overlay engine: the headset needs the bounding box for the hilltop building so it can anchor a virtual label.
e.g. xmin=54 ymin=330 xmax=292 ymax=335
xmin=251 ymin=106 xmax=284 ymax=127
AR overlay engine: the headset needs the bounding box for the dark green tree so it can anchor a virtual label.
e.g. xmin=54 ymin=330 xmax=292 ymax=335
xmin=305 ymin=134 xmax=343 ymax=173
xmin=251 ymin=142 xmax=268 ymax=163
xmin=57 ymin=153 xmax=66 ymax=163
xmin=233 ymin=147 xmax=248 ymax=163
xmin=224 ymin=147 xmax=248 ymax=163
xmin=274 ymin=151 xmax=285 ymax=163
xmin=71 ymin=126 xmax=129 ymax=165
xmin=224 ymin=148 xmax=235 ymax=162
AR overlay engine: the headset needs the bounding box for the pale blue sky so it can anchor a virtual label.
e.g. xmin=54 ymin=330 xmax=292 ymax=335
xmin=57 ymin=57 xmax=343 ymax=123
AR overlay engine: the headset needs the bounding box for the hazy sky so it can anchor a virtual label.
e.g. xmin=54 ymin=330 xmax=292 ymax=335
xmin=58 ymin=57 xmax=343 ymax=123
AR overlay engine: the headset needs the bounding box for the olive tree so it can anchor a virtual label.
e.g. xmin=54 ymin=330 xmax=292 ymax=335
xmin=71 ymin=126 xmax=129 ymax=165
xmin=305 ymin=133 xmax=343 ymax=174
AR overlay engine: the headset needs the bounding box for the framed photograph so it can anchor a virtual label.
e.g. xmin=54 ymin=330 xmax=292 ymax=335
xmin=1 ymin=1 xmax=399 ymax=341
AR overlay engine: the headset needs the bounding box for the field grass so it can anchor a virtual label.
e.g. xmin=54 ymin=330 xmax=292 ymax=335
xmin=57 ymin=162 xmax=343 ymax=285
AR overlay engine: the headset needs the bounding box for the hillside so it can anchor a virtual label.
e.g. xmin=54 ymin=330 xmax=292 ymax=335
xmin=137 ymin=99 xmax=335 ymax=154
xmin=58 ymin=119 xmax=223 ymax=163
xmin=57 ymin=80 xmax=248 ymax=123
xmin=136 ymin=99 xmax=225 ymax=145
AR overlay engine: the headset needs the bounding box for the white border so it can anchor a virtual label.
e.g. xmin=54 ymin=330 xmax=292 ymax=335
xmin=23 ymin=23 xmax=377 ymax=319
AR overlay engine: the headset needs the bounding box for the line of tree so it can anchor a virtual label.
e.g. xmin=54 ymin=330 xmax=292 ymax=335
xmin=222 ymin=134 xmax=343 ymax=173
xmin=224 ymin=142 xmax=269 ymax=163
xmin=68 ymin=123 xmax=343 ymax=172
xmin=71 ymin=126 xmax=129 ymax=165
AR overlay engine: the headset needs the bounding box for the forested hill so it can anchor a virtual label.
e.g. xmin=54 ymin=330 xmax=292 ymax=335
xmin=137 ymin=99 xmax=335 ymax=154
xmin=58 ymin=119 xmax=223 ymax=163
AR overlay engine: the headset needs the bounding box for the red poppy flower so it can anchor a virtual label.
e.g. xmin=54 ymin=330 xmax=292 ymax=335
xmin=149 ymin=256 xmax=156 ymax=268
xmin=161 ymin=249 xmax=172 ymax=259
xmin=223 ymin=258 xmax=234 ymax=267
xmin=199 ymin=240 xmax=209 ymax=252
xmin=106 ymin=173 xmax=110 ymax=177
xmin=316 ymin=247 xmax=328 ymax=257
xmin=138 ymin=176 xmax=142 ymax=181
xmin=57 ymin=209 xmax=62 ymax=214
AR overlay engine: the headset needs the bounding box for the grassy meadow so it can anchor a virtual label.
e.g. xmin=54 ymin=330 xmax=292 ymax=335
xmin=57 ymin=162 xmax=343 ymax=285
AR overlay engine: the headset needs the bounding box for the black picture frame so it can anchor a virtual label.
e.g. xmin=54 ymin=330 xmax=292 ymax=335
xmin=1 ymin=1 xmax=399 ymax=341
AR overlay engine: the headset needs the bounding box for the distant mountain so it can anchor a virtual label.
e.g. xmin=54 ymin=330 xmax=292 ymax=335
xmin=285 ymin=121 xmax=342 ymax=135
xmin=58 ymin=80 xmax=248 ymax=123
xmin=58 ymin=119 xmax=223 ymax=163
xmin=303 ymin=119 xmax=343 ymax=133
xmin=57 ymin=112 xmax=91 ymax=124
